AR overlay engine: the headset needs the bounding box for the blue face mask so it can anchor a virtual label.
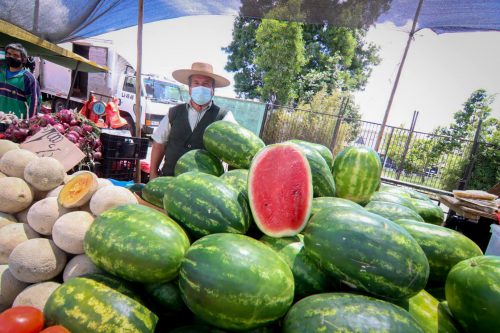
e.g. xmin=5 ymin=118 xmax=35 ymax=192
xmin=190 ymin=86 xmax=213 ymax=105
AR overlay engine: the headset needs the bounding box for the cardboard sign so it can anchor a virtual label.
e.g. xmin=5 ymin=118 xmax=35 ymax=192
xmin=21 ymin=125 xmax=86 ymax=171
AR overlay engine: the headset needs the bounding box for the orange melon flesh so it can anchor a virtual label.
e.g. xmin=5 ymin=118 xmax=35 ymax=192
xmin=58 ymin=172 xmax=98 ymax=208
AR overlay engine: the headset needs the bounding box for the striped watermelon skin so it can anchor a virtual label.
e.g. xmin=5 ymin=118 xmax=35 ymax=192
xmin=445 ymin=256 xmax=500 ymax=333
xmin=289 ymin=139 xmax=334 ymax=170
xmin=163 ymin=172 xmax=250 ymax=239
xmin=287 ymin=141 xmax=335 ymax=197
xmin=248 ymin=143 xmax=313 ymax=237
xmin=82 ymin=273 xmax=143 ymax=304
xmin=410 ymin=199 xmax=444 ymax=224
xmin=408 ymin=290 xmax=461 ymax=333
xmin=333 ymin=146 xmax=382 ymax=204
xmin=142 ymin=176 xmax=174 ymax=208
xmin=84 ymin=204 xmax=190 ymax=284
xmin=311 ymin=197 xmax=363 ymax=215
xmin=44 ymin=277 xmax=158 ymax=333
xmin=179 ymin=233 xmax=295 ymax=331
xmin=203 ymin=121 xmax=265 ymax=169
xmin=380 ymin=184 xmax=414 ymax=199
xmin=303 ymin=207 xmax=429 ymax=300
xmin=283 ymin=293 xmax=424 ymax=333
xmin=370 ymin=191 xmax=417 ymax=211
xmin=174 ymin=149 xmax=224 ymax=177
xmin=144 ymin=279 xmax=188 ymax=315
xmin=394 ymin=219 xmax=482 ymax=285
xmin=220 ymin=169 xmax=249 ymax=199
xmin=260 ymin=235 xmax=331 ymax=299
xmin=365 ymin=201 xmax=425 ymax=222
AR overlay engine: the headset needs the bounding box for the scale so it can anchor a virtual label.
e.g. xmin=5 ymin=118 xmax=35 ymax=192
xmin=91 ymin=101 xmax=106 ymax=116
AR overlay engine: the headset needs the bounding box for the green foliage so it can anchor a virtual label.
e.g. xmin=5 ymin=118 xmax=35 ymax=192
xmin=255 ymin=19 xmax=305 ymax=105
xmin=223 ymin=1 xmax=381 ymax=104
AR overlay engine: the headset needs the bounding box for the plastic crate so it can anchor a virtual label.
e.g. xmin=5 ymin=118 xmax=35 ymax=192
xmin=98 ymin=158 xmax=137 ymax=181
xmin=100 ymin=133 xmax=149 ymax=159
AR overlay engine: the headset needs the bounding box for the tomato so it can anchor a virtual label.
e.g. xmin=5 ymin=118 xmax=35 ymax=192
xmin=0 ymin=306 xmax=45 ymax=333
xmin=40 ymin=326 xmax=71 ymax=333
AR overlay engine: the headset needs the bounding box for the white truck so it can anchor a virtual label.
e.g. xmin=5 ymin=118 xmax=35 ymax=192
xmin=38 ymin=38 xmax=184 ymax=135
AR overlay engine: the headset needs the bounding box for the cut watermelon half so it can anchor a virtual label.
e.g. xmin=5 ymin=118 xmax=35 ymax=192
xmin=248 ymin=143 xmax=313 ymax=237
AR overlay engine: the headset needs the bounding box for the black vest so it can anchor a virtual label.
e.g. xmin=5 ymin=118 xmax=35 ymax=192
xmin=162 ymin=103 xmax=226 ymax=176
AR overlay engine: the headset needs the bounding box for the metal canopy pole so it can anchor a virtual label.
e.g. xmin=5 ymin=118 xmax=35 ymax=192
xmin=66 ymin=61 xmax=81 ymax=108
xmin=374 ymin=0 xmax=425 ymax=151
xmin=134 ymin=0 xmax=144 ymax=183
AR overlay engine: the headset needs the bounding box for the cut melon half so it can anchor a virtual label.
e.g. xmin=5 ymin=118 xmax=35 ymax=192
xmin=58 ymin=172 xmax=98 ymax=208
xmin=248 ymin=143 xmax=313 ymax=237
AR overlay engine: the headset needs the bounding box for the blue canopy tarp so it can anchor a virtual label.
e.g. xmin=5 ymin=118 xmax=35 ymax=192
xmin=1 ymin=0 xmax=499 ymax=43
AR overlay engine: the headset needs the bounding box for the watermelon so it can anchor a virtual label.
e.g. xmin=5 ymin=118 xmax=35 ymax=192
xmin=144 ymin=279 xmax=188 ymax=315
xmin=82 ymin=273 xmax=143 ymax=304
xmin=289 ymin=139 xmax=334 ymax=170
xmin=379 ymin=184 xmax=413 ymax=199
xmin=44 ymin=277 xmax=158 ymax=333
xmin=410 ymin=199 xmax=445 ymax=225
xmin=365 ymin=201 xmax=424 ymax=222
xmin=370 ymin=191 xmax=417 ymax=211
xmin=219 ymin=169 xmax=249 ymax=199
xmin=248 ymin=143 xmax=313 ymax=237
xmin=311 ymin=196 xmax=363 ymax=215
xmin=408 ymin=290 xmax=461 ymax=333
xmin=170 ymin=325 xmax=275 ymax=333
xmin=283 ymin=293 xmax=424 ymax=333
xmin=303 ymin=207 xmax=429 ymax=300
xmin=287 ymin=140 xmax=335 ymax=197
xmin=163 ymin=172 xmax=250 ymax=239
xmin=394 ymin=219 xmax=483 ymax=285
xmin=203 ymin=120 xmax=265 ymax=169
xmin=260 ymin=235 xmax=331 ymax=299
xmin=333 ymin=146 xmax=382 ymax=204
xmin=142 ymin=176 xmax=174 ymax=208
xmin=179 ymin=233 xmax=295 ymax=331
xmin=174 ymin=149 xmax=224 ymax=176
xmin=84 ymin=204 xmax=190 ymax=284
xmin=445 ymin=255 xmax=500 ymax=333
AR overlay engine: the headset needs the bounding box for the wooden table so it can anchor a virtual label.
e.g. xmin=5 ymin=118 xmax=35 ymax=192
xmin=439 ymin=195 xmax=499 ymax=223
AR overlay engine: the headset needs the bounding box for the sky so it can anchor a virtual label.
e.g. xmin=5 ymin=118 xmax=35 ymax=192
xmin=97 ymin=15 xmax=500 ymax=133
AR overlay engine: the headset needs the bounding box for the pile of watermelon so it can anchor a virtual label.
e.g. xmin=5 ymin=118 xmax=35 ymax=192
xmin=2 ymin=121 xmax=498 ymax=333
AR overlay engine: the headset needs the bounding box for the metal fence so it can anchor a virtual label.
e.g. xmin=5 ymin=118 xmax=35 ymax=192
xmin=259 ymin=102 xmax=498 ymax=192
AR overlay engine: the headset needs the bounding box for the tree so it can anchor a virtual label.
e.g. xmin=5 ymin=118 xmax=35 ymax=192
xmin=223 ymin=1 xmax=381 ymax=103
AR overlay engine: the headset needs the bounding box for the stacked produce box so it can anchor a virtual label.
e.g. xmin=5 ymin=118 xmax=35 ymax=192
xmin=0 ymin=119 xmax=499 ymax=332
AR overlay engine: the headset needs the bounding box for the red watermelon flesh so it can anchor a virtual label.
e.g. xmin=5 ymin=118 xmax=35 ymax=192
xmin=249 ymin=143 xmax=313 ymax=237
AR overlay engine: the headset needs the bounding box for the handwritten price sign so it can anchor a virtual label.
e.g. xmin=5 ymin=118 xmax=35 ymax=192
xmin=21 ymin=125 xmax=85 ymax=171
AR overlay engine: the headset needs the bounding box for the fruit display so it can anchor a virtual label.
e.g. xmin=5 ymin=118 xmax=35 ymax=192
xmin=1 ymin=121 xmax=498 ymax=333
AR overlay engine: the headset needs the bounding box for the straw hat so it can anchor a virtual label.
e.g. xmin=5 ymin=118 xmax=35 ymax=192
xmin=172 ymin=62 xmax=230 ymax=88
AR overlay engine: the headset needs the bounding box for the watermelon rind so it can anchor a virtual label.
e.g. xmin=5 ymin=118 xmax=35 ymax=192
xmin=303 ymin=207 xmax=429 ymax=300
xmin=174 ymin=149 xmax=224 ymax=177
xmin=142 ymin=176 xmax=174 ymax=208
xmin=445 ymin=255 xmax=500 ymax=333
xmin=410 ymin=198 xmax=445 ymax=225
xmin=44 ymin=277 xmax=158 ymax=333
xmin=84 ymin=204 xmax=190 ymax=284
xmin=283 ymin=293 xmax=424 ymax=333
xmin=288 ymin=139 xmax=334 ymax=170
xmin=179 ymin=233 xmax=295 ymax=331
xmin=365 ymin=200 xmax=425 ymax=222
xmin=311 ymin=197 xmax=363 ymax=215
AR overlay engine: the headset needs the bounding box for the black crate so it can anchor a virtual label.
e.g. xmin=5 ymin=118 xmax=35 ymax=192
xmin=101 ymin=133 xmax=149 ymax=159
xmin=0 ymin=123 xmax=9 ymax=133
xmin=97 ymin=158 xmax=137 ymax=181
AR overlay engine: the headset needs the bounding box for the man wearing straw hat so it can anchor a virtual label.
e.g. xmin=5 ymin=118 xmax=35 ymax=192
xmin=149 ymin=62 xmax=236 ymax=178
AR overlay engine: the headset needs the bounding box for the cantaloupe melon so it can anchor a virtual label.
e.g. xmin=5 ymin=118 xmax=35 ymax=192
xmin=97 ymin=178 xmax=113 ymax=189
xmin=24 ymin=157 xmax=65 ymax=191
xmin=0 ymin=149 xmax=38 ymax=178
xmin=0 ymin=212 xmax=16 ymax=229
xmin=45 ymin=185 xmax=63 ymax=198
xmin=27 ymin=197 xmax=72 ymax=235
xmin=8 ymin=238 xmax=67 ymax=283
xmin=0 ymin=177 xmax=34 ymax=214
xmin=0 ymin=223 xmax=39 ymax=264
xmin=89 ymin=186 xmax=138 ymax=216
xmin=52 ymin=211 xmax=94 ymax=254
xmin=64 ymin=170 xmax=96 ymax=184
xmin=0 ymin=171 xmax=6 ymax=178
xmin=12 ymin=281 xmax=61 ymax=311
xmin=0 ymin=140 xmax=19 ymax=159
xmin=0 ymin=264 xmax=29 ymax=311
xmin=58 ymin=171 xmax=98 ymax=208
xmin=15 ymin=207 xmax=30 ymax=224
xmin=62 ymin=254 xmax=102 ymax=282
